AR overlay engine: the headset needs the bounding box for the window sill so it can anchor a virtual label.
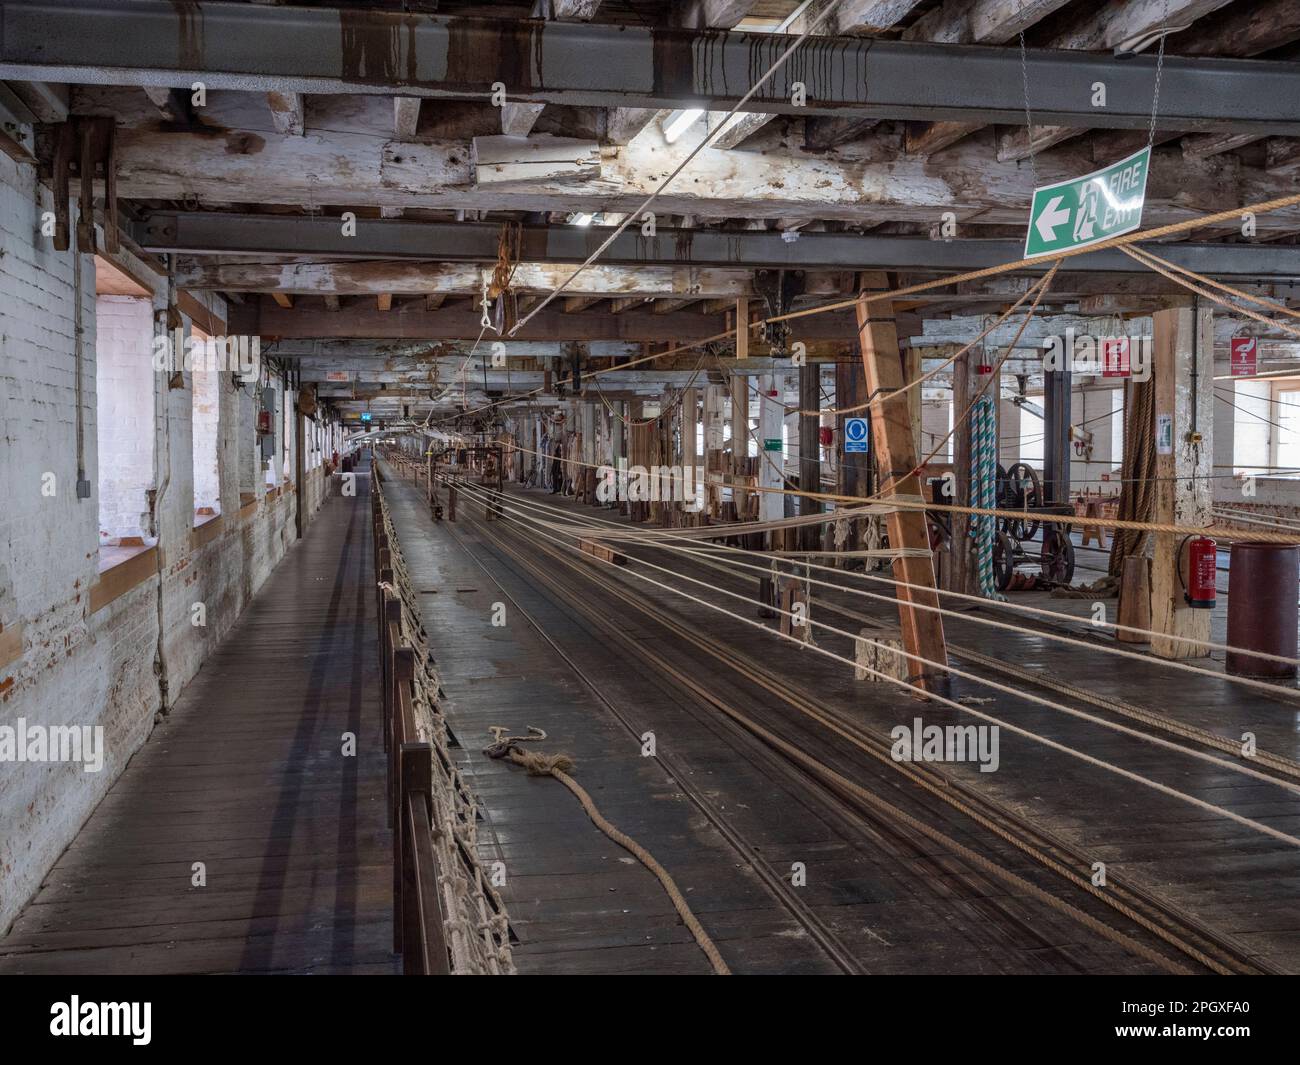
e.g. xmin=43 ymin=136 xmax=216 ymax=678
xmin=90 ymin=545 xmax=158 ymax=613
xmin=191 ymin=512 xmax=224 ymax=548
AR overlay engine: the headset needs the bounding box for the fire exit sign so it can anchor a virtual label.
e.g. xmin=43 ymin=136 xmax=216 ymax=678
xmin=1024 ymin=147 xmax=1150 ymax=258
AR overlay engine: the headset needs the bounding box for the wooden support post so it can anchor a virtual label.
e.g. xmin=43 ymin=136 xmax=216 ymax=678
xmin=948 ymin=351 xmax=972 ymax=594
xmin=757 ymin=374 xmax=784 ymax=524
xmin=903 ymin=347 xmax=923 ymax=456
xmin=681 ymin=386 xmax=698 ymax=519
xmin=1151 ymin=300 xmax=1213 ymax=660
xmin=855 ymin=272 xmax=948 ymax=693
xmin=798 ymin=364 xmax=822 ymax=551
xmin=704 ymin=384 xmax=725 ymax=517
xmin=735 ymin=297 xmax=748 ymax=361
xmin=730 ymin=374 xmax=749 ymax=520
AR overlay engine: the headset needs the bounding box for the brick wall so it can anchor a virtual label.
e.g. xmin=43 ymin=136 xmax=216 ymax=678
xmin=0 ymin=150 xmax=342 ymax=933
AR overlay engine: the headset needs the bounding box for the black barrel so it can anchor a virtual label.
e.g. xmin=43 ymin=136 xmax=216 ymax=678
xmin=1226 ymin=543 xmax=1299 ymax=678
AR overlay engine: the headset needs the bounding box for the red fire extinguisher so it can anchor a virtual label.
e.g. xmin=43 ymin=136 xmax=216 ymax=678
xmin=1182 ymin=536 xmax=1217 ymax=609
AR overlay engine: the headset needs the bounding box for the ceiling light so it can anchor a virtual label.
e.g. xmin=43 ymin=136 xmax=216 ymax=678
xmin=662 ymin=108 xmax=704 ymax=144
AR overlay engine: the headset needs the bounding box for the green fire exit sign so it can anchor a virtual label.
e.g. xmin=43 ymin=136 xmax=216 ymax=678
xmin=1024 ymin=147 xmax=1150 ymax=258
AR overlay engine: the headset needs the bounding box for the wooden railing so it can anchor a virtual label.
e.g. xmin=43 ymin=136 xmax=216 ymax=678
xmin=371 ymin=464 xmax=450 ymax=975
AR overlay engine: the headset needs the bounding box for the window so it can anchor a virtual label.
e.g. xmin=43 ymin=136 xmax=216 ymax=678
xmin=1018 ymin=402 xmax=1044 ymax=467
xmin=1110 ymin=388 xmax=1125 ymax=469
xmin=922 ymin=399 xmax=953 ymax=462
xmin=1274 ymin=387 xmax=1300 ymax=475
xmin=94 ymin=290 xmax=156 ymax=550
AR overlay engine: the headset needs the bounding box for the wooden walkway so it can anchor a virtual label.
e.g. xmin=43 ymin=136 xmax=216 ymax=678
xmin=0 ymin=474 xmax=398 ymax=975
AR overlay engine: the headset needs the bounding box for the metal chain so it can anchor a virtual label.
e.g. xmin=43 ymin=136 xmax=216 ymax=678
xmin=1019 ymin=30 xmax=1037 ymax=188
xmin=1147 ymin=0 xmax=1170 ymax=147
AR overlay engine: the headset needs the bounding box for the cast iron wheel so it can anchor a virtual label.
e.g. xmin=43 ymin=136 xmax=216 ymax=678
xmin=992 ymin=531 xmax=1016 ymax=592
xmin=1002 ymin=462 xmax=1042 ymax=541
xmin=1039 ymin=527 xmax=1076 ymax=585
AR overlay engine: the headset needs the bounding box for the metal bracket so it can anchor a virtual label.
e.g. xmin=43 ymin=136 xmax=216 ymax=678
xmin=754 ymin=269 xmax=806 ymax=358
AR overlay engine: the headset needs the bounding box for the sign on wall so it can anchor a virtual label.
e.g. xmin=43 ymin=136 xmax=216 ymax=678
xmin=1231 ymin=337 xmax=1258 ymax=377
xmin=1101 ymin=338 xmax=1130 ymax=377
xmin=843 ymin=417 xmax=869 ymax=453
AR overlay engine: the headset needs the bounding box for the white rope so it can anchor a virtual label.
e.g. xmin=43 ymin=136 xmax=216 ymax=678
xmin=448 ymin=478 xmax=1300 ymax=844
xmin=447 ymin=475 xmax=1300 ymax=675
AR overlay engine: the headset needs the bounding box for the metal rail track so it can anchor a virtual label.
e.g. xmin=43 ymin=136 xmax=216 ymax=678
xmin=448 ymin=518 xmax=867 ymax=975
xmin=438 ymin=476 xmax=1284 ymax=975
xmin=451 ymin=514 xmax=1142 ymax=974
xmin=433 ymin=481 xmax=1280 ymax=975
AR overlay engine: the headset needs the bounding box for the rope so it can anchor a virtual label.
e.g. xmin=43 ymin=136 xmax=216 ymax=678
xmin=970 ymin=395 xmax=1004 ymax=601
xmin=482 ymin=731 xmax=731 ymax=976
xmin=452 ymin=479 xmax=1300 ymax=833
xmin=443 ymin=468 xmax=1300 ymax=669
xmin=455 ymin=483 xmax=1231 ymax=974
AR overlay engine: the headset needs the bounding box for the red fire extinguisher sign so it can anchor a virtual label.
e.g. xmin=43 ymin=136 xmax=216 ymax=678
xmin=1184 ymin=537 xmax=1217 ymax=609
xmin=1101 ymin=338 xmax=1130 ymax=377
xmin=1231 ymin=337 xmax=1257 ymax=377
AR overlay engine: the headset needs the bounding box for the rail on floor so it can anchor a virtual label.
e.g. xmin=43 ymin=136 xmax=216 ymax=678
xmin=371 ymin=460 xmax=516 ymax=976
xmin=372 ymin=466 xmax=450 ymax=975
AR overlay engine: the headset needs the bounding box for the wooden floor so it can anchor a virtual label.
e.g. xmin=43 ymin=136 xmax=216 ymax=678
xmin=378 ymin=465 xmax=1182 ymax=975
xmin=0 ymin=473 xmax=398 ymax=975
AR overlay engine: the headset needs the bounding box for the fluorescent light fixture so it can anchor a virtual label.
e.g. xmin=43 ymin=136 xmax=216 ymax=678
xmin=569 ymin=212 xmax=595 ymax=226
xmin=662 ymin=108 xmax=704 ymax=144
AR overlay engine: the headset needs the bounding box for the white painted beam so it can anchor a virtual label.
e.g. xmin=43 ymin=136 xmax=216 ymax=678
xmin=393 ymin=97 xmax=421 ymax=140
xmin=266 ymin=90 xmax=304 ymax=136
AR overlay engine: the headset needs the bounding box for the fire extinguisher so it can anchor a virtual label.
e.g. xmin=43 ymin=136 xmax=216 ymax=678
xmin=1181 ymin=536 xmax=1217 ymax=609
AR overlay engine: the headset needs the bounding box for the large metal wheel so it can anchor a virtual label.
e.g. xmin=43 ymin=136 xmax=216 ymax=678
xmin=992 ymin=531 xmax=1016 ymax=592
xmin=1001 ymin=462 xmax=1042 ymax=541
xmin=1039 ymin=526 xmax=1076 ymax=585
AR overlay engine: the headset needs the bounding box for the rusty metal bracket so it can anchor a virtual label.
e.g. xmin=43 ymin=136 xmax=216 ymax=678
xmin=754 ymin=269 xmax=806 ymax=358
xmin=47 ymin=116 xmax=117 ymax=254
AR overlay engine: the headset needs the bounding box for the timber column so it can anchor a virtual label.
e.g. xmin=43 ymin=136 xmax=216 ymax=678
xmin=855 ymin=271 xmax=948 ymax=692
xmin=1151 ymin=299 xmax=1214 ymax=659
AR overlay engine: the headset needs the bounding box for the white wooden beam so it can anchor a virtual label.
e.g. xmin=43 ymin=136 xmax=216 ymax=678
xmin=551 ymin=0 xmax=604 ymax=18
xmin=501 ymin=102 xmax=547 ymax=137
xmin=675 ymin=0 xmax=758 ymax=29
xmin=1182 ymin=131 xmax=1266 ymax=160
xmin=266 ymin=90 xmax=304 ymax=136
xmin=393 ymin=97 xmax=421 ymax=141
xmin=109 ymin=124 xmax=1300 ymax=233
xmin=904 ymin=0 xmax=1074 ymax=44
xmin=835 ymin=0 xmax=928 ymax=35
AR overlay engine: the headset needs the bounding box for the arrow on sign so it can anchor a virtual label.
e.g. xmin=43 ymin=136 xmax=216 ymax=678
xmin=1035 ymin=196 xmax=1071 ymax=243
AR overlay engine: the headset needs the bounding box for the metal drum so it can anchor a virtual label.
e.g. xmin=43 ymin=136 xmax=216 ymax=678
xmin=1226 ymin=543 xmax=1299 ymax=678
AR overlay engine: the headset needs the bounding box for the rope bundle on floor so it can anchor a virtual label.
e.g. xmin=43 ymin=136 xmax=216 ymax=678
xmin=483 ymin=728 xmax=731 ymax=975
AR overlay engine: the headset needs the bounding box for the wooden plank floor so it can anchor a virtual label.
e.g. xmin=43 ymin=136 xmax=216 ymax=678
xmin=378 ymin=466 xmax=1175 ymax=975
xmin=0 ymin=473 xmax=398 ymax=975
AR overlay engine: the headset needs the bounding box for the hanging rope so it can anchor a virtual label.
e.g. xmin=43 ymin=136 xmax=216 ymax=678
xmin=969 ymin=395 xmax=1005 ymax=601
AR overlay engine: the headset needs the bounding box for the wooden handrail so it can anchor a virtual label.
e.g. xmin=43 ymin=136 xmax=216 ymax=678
xmin=374 ymin=489 xmax=451 ymax=975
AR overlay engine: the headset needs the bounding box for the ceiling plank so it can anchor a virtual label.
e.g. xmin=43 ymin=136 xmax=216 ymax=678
xmin=835 ymin=0 xmax=928 ymax=35
xmin=552 ymin=0 xmax=604 ymax=18
xmin=393 ymin=97 xmax=421 ymax=140
xmin=266 ymin=91 xmax=304 ymax=137
xmin=109 ymin=126 xmax=1300 ymax=233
